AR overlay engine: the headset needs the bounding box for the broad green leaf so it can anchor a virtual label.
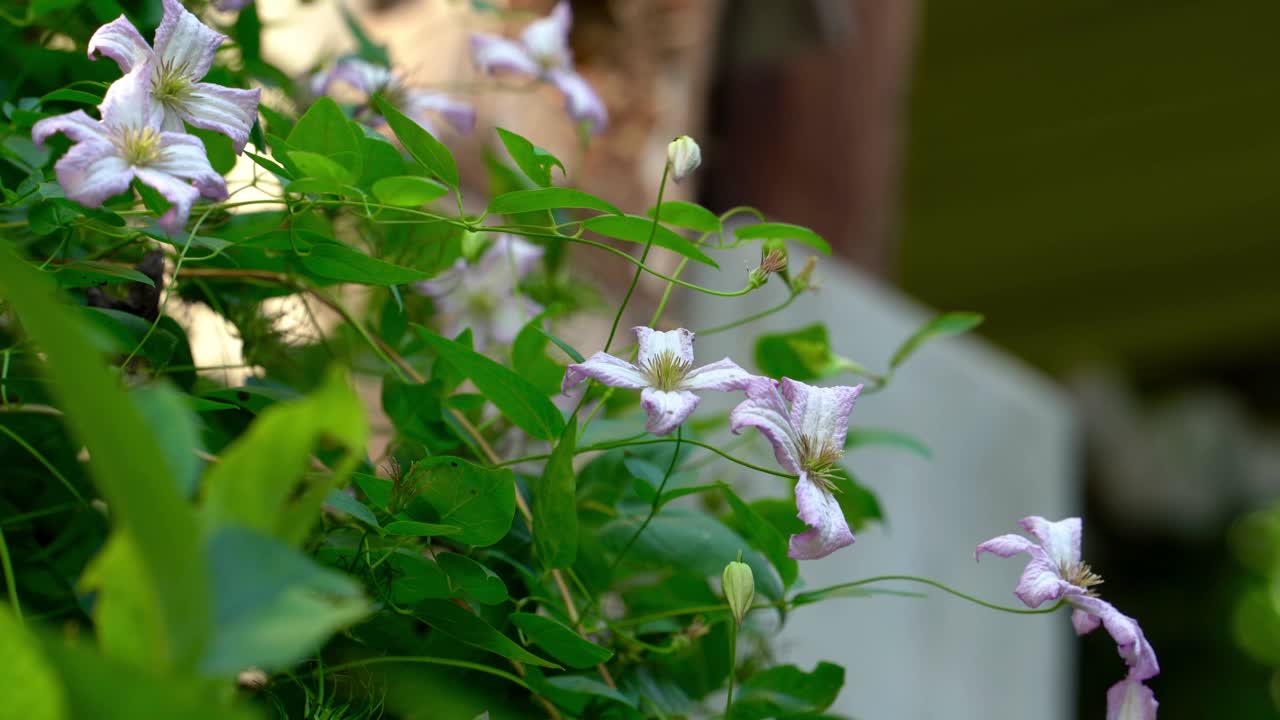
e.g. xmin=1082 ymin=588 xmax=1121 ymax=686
xmin=830 ymin=466 xmax=883 ymax=531
xmin=721 ymin=485 xmax=797 ymax=589
xmin=51 ymin=260 xmax=153 ymax=289
xmin=647 ymin=200 xmax=721 ymax=234
xmin=201 ymin=367 xmax=367 ymax=545
xmin=512 ymin=321 xmax=566 ymax=396
xmin=411 ymin=456 xmax=516 ymax=546
xmin=583 ymin=214 xmax=719 ymax=268
xmin=511 ymin=612 xmax=612 ymax=669
xmin=79 ymin=535 xmax=165 ymax=669
xmin=324 ymin=488 xmax=380 ymax=530
xmin=28 ymin=199 xmax=82 ymax=235
xmin=387 ymin=553 xmax=452 ymax=604
xmin=754 ymin=323 xmax=841 ymax=382
xmin=286 ymin=97 xmax=362 ymax=178
xmin=383 ymin=520 xmax=463 ymax=537
xmin=0 ymin=245 xmax=208 ymax=670
xmin=371 ymin=175 xmax=449 ymax=206
xmin=495 ymin=127 xmax=564 ymax=187
xmin=414 ymin=599 xmax=559 ymax=668
xmin=543 ymin=675 xmax=636 ymax=708
xmin=729 ymin=662 xmax=844 ymax=720
xmin=191 ymin=127 xmax=236 ymax=175
xmin=358 ymin=133 xmax=409 ymax=187
xmin=41 ymin=88 xmax=102 ymax=105
xmin=245 ymin=151 xmax=292 ymax=180
xmin=534 ymin=326 xmax=585 ymax=363
xmin=287 ymin=150 xmax=355 ymax=185
xmin=201 ymin=526 xmax=368 ymax=674
xmin=534 ymin=418 xmax=578 ymax=568
xmin=487 ymin=188 xmax=621 ymax=217
xmin=735 ymin=222 xmax=831 ymax=254
xmin=374 ymin=95 xmax=459 ymax=186
xmin=437 ymin=552 xmax=508 ymax=605
xmin=417 ymin=328 xmax=565 ymax=440
xmin=845 ymin=427 xmax=931 ymax=458
xmin=0 ymin=607 xmax=67 ymax=720
xmin=889 ymin=311 xmax=983 ymax=370
xmin=300 ymin=242 xmax=430 ymax=285
xmin=130 ymin=384 xmax=203 ymax=498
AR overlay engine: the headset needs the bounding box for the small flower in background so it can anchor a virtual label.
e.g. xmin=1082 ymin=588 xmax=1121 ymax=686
xmin=730 ymin=377 xmax=863 ymax=560
xmin=312 ymin=57 xmax=475 ymax=137
xmin=212 ymin=0 xmax=254 ymax=11
xmin=88 ymin=0 xmax=261 ymax=153
xmin=562 ymin=327 xmax=753 ymax=436
xmin=416 ymin=234 xmax=542 ymax=351
xmin=666 ymin=135 xmax=701 ymax=183
xmin=470 ymin=0 xmax=607 ymax=133
xmin=977 ymin=516 xmax=1159 ymax=720
xmin=32 ymin=64 xmax=228 ymax=233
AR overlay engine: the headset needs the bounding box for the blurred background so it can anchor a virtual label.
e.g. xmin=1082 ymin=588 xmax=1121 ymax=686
xmin=260 ymin=0 xmax=1280 ymax=716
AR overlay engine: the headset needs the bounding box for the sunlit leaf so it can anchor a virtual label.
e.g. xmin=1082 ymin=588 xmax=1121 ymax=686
xmin=888 ymin=311 xmax=983 ymax=370
xmin=511 ymin=613 xmax=612 ymax=669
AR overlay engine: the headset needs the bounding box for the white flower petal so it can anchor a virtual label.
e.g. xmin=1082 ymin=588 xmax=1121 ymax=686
xmin=405 ymin=90 xmax=476 ymax=135
xmin=639 ymin=387 xmax=699 ymax=436
xmin=729 ymin=376 xmax=802 ymax=474
xmin=87 ymin=15 xmax=153 ymax=73
xmin=150 ymin=133 xmax=227 ymax=200
xmin=546 ymin=69 xmax=607 ymax=133
xmin=520 ymin=0 xmax=572 ymax=68
xmin=53 ymin=141 xmax=134 ymax=208
xmin=154 ymin=0 xmax=225 ymax=80
xmin=1072 ymin=596 xmax=1161 ymax=680
xmin=331 ymin=58 xmax=394 ymax=95
xmin=1072 ymin=607 xmax=1102 ymax=635
xmin=562 ymin=353 xmax=648 ymax=393
xmin=789 ymin=472 xmax=855 ymax=560
xmin=480 ymin=234 xmax=543 ymax=280
xmin=134 ymin=167 xmax=200 ymax=234
xmin=100 ymin=65 xmax=164 ymax=132
xmin=177 ymin=82 xmax=260 ymax=153
xmin=471 ymin=34 xmax=541 ymax=77
xmin=680 ymin=358 xmax=753 ymax=392
xmin=1019 ymin=516 xmax=1082 ymax=568
xmin=1106 ymin=678 xmax=1158 ymax=720
xmin=781 ymin=378 xmax=862 ymax=452
xmin=32 ymin=110 xmax=109 ymax=147
xmin=635 ymin=327 xmax=695 ymax=369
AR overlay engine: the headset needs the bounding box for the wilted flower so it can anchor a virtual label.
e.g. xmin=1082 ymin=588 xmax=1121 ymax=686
xmin=88 ymin=0 xmax=261 ymax=153
xmin=722 ymin=555 xmax=755 ymax=626
xmin=470 ymin=0 xmax=607 ymax=133
xmin=977 ymin=516 xmax=1159 ymax=719
xmin=748 ymin=244 xmax=788 ymax=289
xmin=562 ymin=327 xmax=752 ymax=436
xmin=790 ymin=255 xmax=819 ymax=294
xmin=312 ymin=57 xmax=475 ymax=137
xmin=730 ymin=377 xmax=862 ymax=559
xmin=666 ymin=135 xmax=701 ymax=183
xmin=33 ymin=63 xmax=227 ymax=234
xmin=416 ymin=234 xmax=542 ymax=350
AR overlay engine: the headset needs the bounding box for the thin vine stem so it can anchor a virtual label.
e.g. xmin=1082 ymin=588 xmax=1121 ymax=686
xmin=0 ymin=425 xmax=87 ymax=504
xmin=605 ymin=163 xmax=669 ymax=351
xmin=0 ymin=526 xmax=20 ymax=624
xmin=305 ymin=655 xmax=530 ymax=691
xmin=790 ymin=575 xmax=1068 ymax=615
xmin=607 ymin=428 xmax=682 ymax=574
xmin=492 ymin=435 xmax=796 ymax=481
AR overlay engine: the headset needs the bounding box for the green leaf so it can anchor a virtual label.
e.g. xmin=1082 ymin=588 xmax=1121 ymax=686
xmin=287 ymin=150 xmax=355 ymax=185
xmin=729 ymin=662 xmax=845 ymax=720
xmin=487 ymin=188 xmax=621 ymax=217
xmin=735 ymin=222 xmax=831 ymax=254
xmin=130 ymin=383 xmax=203 ymax=498
xmin=437 ymin=552 xmax=508 ymax=605
xmin=0 ymin=607 xmax=67 ymax=720
xmin=191 ymin=127 xmax=236 ymax=175
xmin=41 ymin=88 xmax=102 ymax=106
xmin=414 ymin=599 xmax=559 ymax=668
xmin=28 ymin=198 xmax=82 ymax=235
xmin=417 ymin=327 xmax=565 ymax=441
xmin=534 ymin=418 xmax=578 ymax=568
xmin=583 ymin=214 xmax=719 ymax=268
xmin=386 ymin=553 xmax=453 ymax=604
xmin=495 ymin=127 xmax=564 ymax=187
xmin=78 ymin=535 xmax=167 ymax=669
xmin=200 ymin=367 xmax=367 ymax=545
xmin=845 ymin=427 xmax=931 ymax=458
xmin=383 ymin=520 xmax=463 ymax=537
xmin=286 ymin=97 xmax=362 ymax=179
xmin=411 ymin=456 xmax=516 ymax=546
xmin=324 ymin=488 xmax=380 ymax=530
xmin=754 ymin=323 xmax=841 ymax=382
xmin=300 ymin=242 xmax=431 ymax=285
xmin=830 ymin=466 xmax=883 ymax=532
xmin=512 ymin=321 xmax=566 ymax=396
xmin=374 ymin=95 xmax=459 ymax=186
xmin=339 ymin=3 xmax=391 ymax=66
xmin=543 ymin=675 xmax=635 ymax=708
xmin=510 ymin=613 xmax=612 ymax=669
xmin=371 ymin=175 xmax=449 ymax=206
xmin=888 ymin=311 xmax=983 ymax=370
xmin=245 ymin=151 xmax=292 ymax=180
xmin=721 ymin=485 xmax=798 ymax=589
xmin=647 ymin=200 xmax=721 ymax=234
xmin=534 ymin=326 xmax=585 ymax=363
xmin=0 ymin=244 xmax=208 ymax=670
xmin=201 ymin=525 xmax=369 ymax=674
xmin=52 ymin=260 xmax=153 ymax=289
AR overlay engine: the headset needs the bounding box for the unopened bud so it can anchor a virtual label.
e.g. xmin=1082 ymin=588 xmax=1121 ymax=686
xmin=666 ymin=135 xmax=701 ymax=183
xmin=460 ymin=230 xmax=487 ymax=263
xmin=790 ymin=255 xmax=819 ymax=294
xmin=722 ymin=554 xmax=755 ymax=626
xmin=747 ymin=245 xmax=789 ymax=289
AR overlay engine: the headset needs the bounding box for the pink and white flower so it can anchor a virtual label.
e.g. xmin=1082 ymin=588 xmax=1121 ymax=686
xmin=470 ymin=0 xmax=607 ymax=133
xmin=312 ymin=58 xmax=475 ymax=137
xmin=88 ymin=0 xmax=261 ymax=152
xmin=730 ymin=377 xmax=862 ymax=560
xmin=33 ymin=64 xmax=227 ymax=234
xmin=977 ymin=516 xmax=1159 ymax=719
xmin=563 ymin=327 xmax=752 ymax=436
xmin=416 ymin=235 xmax=542 ymax=351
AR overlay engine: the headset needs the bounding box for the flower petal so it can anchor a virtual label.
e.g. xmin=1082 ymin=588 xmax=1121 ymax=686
xmin=1072 ymin=607 xmax=1102 ymax=635
xmin=53 ymin=141 xmax=134 ymax=208
xmin=471 ymin=34 xmax=540 ymax=77
xmin=212 ymin=0 xmax=254 ymax=11
xmin=639 ymin=387 xmax=699 ymax=436
xmin=788 ymin=472 xmax=855 ymax=560
xmin=32 ymin=110 xmax=109 ymax=146
xmin=729 ymin=376 xmax=802 ymax=474
xmin=520 ymin=0 xmax=572 ymax=68
xmin=405 ymin=90 xmax=476 ymax=135
xmin=974 ymin=533 xmax=1038 ymax=560
xmin=781 ymin=378 xmax=862 ymax=452
xmin=680 ymin=358 xmax=753 ymax=392
xmin=100 ymin=64 xmax=164 ymax=132
xmin=331 ymin=58 xmax=393 ymax=95
xmin=1072 ymin=596 xmax=1160 ymax=680
xmin=481 ymin=234 xmax=543 ymax=279
xmin=563 ymin=353 xmax=648 ymax=393
xmin=488 ymin=296 xmax=543 ymax=350
xmin=1019 ymin=516 xmax=1082 ymax=568
xmin=87 ymin=15 xmax=153 ymax=73
xmin=546 ymin=69 xmax=608 ymax=133
xmin=154 ymin=0 xmax=225 ymax=80
xmin=177 ymin=82 xmax=260 ymax=153
xmin=1013 ymin=549 xmax=1073 ymax=608
xmin=1106 ymin=678 xmax=1158 ymax=720
xmin=134 ymin=167 xmax=200 ymax=234
xmin=635 ymin=327 xmax=695 ymax=369
xmin=151 ymin=132 xmax=228 ymax=200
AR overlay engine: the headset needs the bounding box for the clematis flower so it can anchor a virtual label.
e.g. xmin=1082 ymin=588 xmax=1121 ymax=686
xmin=563 ymin=327 xmax=752 ymax=436
xmin=32 ymin=63 xmax=227 ymax=234
xmin=730 ymin=377 xmax=862 ymax=560
xmin=470 ymin=0 xmax=607 ymax=132
xmin=88 ymin=0 xmax=261 ymax=153
xmin=212 ymin=0 xmax=253 ymax=10
xmin=312 ymin=58 xmax=475 ymax=137
xmin=416 ymin=234 xmax=542 ymax=351
xmin=977 ymin=516 xmax=1159 ymax=719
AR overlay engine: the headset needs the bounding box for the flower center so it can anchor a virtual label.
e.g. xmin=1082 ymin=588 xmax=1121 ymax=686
xmin=117 ymin=126 xmax=163 ymax=166
xmin=1060 ymin=560 xmax=1104 ymax=596
xmin=151 ymin=59 xmax=193 ymax=107
xmin=641 ymin=350 xmax=691 ymax=392
xmin=796 ymin=435 xmax=844 ymax=490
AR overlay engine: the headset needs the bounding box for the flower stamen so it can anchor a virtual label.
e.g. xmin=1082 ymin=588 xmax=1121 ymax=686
xmin=1061 ymin=560 xmax=1104 ymax=596
xmin=796 ymin=434 xmax=844 ymax=491
xmin=117 ymin=126 xmax=163 ymax=166
xmin=640 ymin=350 xmax=692 ymax=392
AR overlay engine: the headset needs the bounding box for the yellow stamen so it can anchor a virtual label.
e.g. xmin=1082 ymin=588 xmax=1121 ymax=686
xmin=1060 ymin=560 xmax=1104 ymax=596
xmin=118 ymin=126 xmax=163 ymax=166
xmin=796 ymin=434 xmax=844 ymax=491
xmin=641 ymin=349 xmax=692 ymax=392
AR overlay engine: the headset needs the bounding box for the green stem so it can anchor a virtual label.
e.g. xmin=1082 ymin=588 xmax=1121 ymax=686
xmin=697 ymin=289 xmax=800 ymax=337
xmin=0 ymin=425 xmax=87 ymax=504
xmin=310 ymin=655 xmax=530 ymax=691
xmin=725 ymin=621 xmax=738 ymax=718
xmin=493 ymin=435 xmax=796 ymax=481
xmin=0 ymin=526 xmax=20 ymax=624
xmin=791 ymin=575 xmax=1067 ymax=615
xmin=605 ymin=163 xmax=669 ymax=351
xmin=607 ymin=428 xmax=682 ymax=574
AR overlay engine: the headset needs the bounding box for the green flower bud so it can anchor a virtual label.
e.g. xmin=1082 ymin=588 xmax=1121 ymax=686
xmin=460 ymin=229 xmax=487 ymax=263
xmin=722 ymin=554 xmax=755 ymax=626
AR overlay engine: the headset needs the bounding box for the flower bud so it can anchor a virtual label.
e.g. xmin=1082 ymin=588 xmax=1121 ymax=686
xmin=667 ymin=135 xmax=701 ymax=183
xmin=722 ymin=555 xmax=755 ymax=626
xmin=460 ymin=229 xmax=487 ymax=263
xmin=748 ymin=243 xmax=789 ymax=289
xmin=790 ymin=255 xmax=819 ymax=294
